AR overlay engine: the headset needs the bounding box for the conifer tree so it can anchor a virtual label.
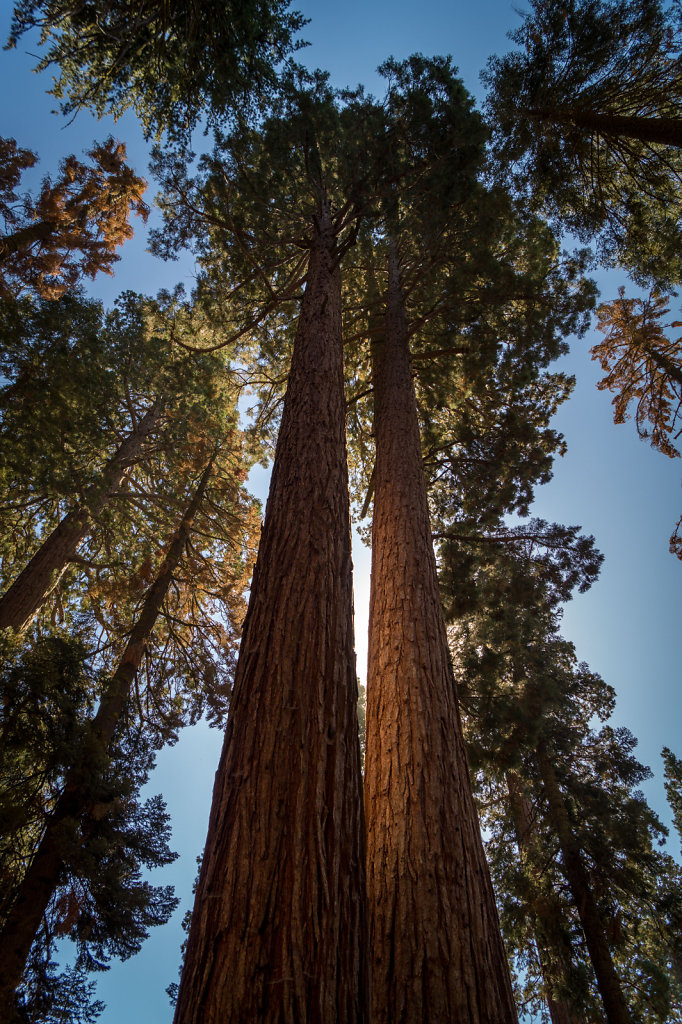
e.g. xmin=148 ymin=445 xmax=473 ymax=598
xmin=160 ymin=70 xmax=378 ymax=1022
xmin=333 ymin=55 xmax=594 ymax=1021
xmin=353 ymin=58 xmax=516 ymax=1020
xmin=0 ymin=401 xmax=163 ymax=633
xmin=483 ymin=0 xmax=682 ymax=284
xmin=0 ymin=287 xmax=243 ymax=632
xmin=663 ymin=747 xmax=682 ymax=851
xmin=593 ymin=287 xmax=682 ymax=557
xmin=0 ymin=451 xmax=225 ymax=1008
xmin=0 ymin=635 xmax=178 ymax=1024
xmin=448 ymin=536 xmax=682 ymax=1024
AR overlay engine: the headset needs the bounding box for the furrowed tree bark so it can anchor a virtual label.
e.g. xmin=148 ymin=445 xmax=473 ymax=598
xmin=0 ymin=401 xmax=163 ymax=632
xmin=506 ymin=773 xmax=584 ymax=1024
xmin=526 ymin=107 xmax=682 ymax=148
xmin=0 ymin=458 xmax=212 ymax=1017
xmin=536 ymin=741 xmax=633 ymax=1024
xmin=173 ymin=198 xmax=368 ymax=1024
xmin=364 ymin=241 xmax=517 ymax=1024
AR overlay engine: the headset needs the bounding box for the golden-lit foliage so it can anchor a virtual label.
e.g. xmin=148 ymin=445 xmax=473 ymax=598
xmin=593 ymin=287 xmax=682 ymax=459
xmin=0 ymin=137 xmax=148 ymax=300
xmin=594 ymin=287 xmax=682 ymax=558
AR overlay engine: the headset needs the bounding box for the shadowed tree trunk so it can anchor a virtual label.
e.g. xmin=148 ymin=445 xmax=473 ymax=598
xmin=0 ymin=220 xmax=57 ymax=260
xmin=0 ymin=401 xmax=162 ymax=633
xmin=364 ymin=241 xmax=517 ymax=1024
xmin=0 ymin=456 xmax=213 ymax=1018
xmin=506 ymin=772 xmax=584 ymax=1024
xmin=536 ymin=741 xmax=633 ymax=1024
xmin=173 ymin=197 xmax=368 ymax=1024
xmin=527 ymin=108 xmax=682 ymax=148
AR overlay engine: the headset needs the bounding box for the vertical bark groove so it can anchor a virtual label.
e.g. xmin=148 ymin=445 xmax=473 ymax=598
xmin=364 ymin=243 xmax=517 ymax=1024
xmin=173 ymin=200 xmax=368 ymax=1024
xmin=0 ymin=401 xmax=163 ymax=632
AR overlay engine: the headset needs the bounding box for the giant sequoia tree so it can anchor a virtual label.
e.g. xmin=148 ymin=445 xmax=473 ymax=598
xmin=165 ymin=72 xmax=377 ymax=1022
xmin=4 ymin=0 xmax=680 ymax=1019
xmin=354 ymin=57 xmax=518 ymax=1022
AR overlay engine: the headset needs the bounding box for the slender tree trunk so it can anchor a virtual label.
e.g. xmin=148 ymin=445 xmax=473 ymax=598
xmin=364 ymin=241 xmax=517 ymax=1024
xmin=173 ymin=198 xmax=368 ymax=1024
xmin=527 ymin=107 xmax=682 ymax=148
xmin=506 ymin=773 xmax=584 ymax=1024
xmin=536 ymin=742 xmax=633 ymax=1024
xmin=0 ymin=459 xmax=212 ymax=1016
xmin=0 ymin=402 xmax=162 ymax=632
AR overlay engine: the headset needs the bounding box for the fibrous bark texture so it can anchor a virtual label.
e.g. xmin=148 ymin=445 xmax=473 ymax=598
xmin=173 ymin=200 xmax=368 ymax=1024
xmin=536 ymin=742 xmax=632 ymax=1024
xmin=0 ymin=401 xmax=162 ymax=632
xmin=0 ymin=459 xmax=212 ymax=1017
xmin=364 ymin=244 xmax=517 ymax=1024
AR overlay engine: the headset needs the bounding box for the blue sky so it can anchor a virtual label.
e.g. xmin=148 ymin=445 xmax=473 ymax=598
xmin=1 ymin=1 xmax=681 ymax=1019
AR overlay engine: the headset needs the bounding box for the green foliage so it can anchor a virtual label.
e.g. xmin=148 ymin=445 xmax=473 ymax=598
xmin=484 ymin=0 xmax=682 ymax=285
xmin=15 ymin=955 xmax=104 ymax=1024
xmin=448 ymin=530 xmax=682 ymax=1022
xmin=0 ymin=633 xmax=178 ymax=1019
xmin=7 ymin=0 xmax=307 ymax=140
xmin=663 ymin=746 xmax=682 ymax=854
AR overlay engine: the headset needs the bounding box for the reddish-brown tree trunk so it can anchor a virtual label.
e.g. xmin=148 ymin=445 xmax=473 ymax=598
xmin=0 ymin=402 xmax=162 ymax=632
xmin=536 ymin=742 xmax=632 ymax=1024
xmin=506 ymin=773 xmax=584 ymax=1024
xmin=364 ymin=242 xmax=517 ymax=1024
xmin=0 ymin=459 xmax=212 ymax=1017
xmin=173 ymin=199 xmax=368 ymax=1024
xmin=527 ymin=107 xmax=682 ymax=148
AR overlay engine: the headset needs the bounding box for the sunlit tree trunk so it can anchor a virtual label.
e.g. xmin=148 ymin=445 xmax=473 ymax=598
xmin=536 ymin=742 xmax=633 ymax=1024
xmin=0 ymin=401 xmax=162 ymax=632
xmin=506 ymin=772 xmax=584 ymax=1024
xmin=0 ymin=458 xmax=213 ymax=1017
xmin=364 ymin=241 xmax=517 ymax=1023
xmin=174 ymin=198 xmax=368 ymax=1024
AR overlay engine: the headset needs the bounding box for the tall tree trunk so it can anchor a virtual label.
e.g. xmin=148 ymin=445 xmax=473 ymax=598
xmin=506 ymin=773 xmax=584 ymax=1024
xmin=364 ymin=241 xmax=517 ymax=1024
xmin=536 ymin=742 xmax=633 ymax=1024
xmin=173 ymin=198 xmax=368 ymax=1024
xmin=0 ymin=458 xmax=212 ymax=1017
xmin=527 ymin=107 xmax=682 ymax=148
xmin=0 ymin=401 xmax=162 ymax=632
